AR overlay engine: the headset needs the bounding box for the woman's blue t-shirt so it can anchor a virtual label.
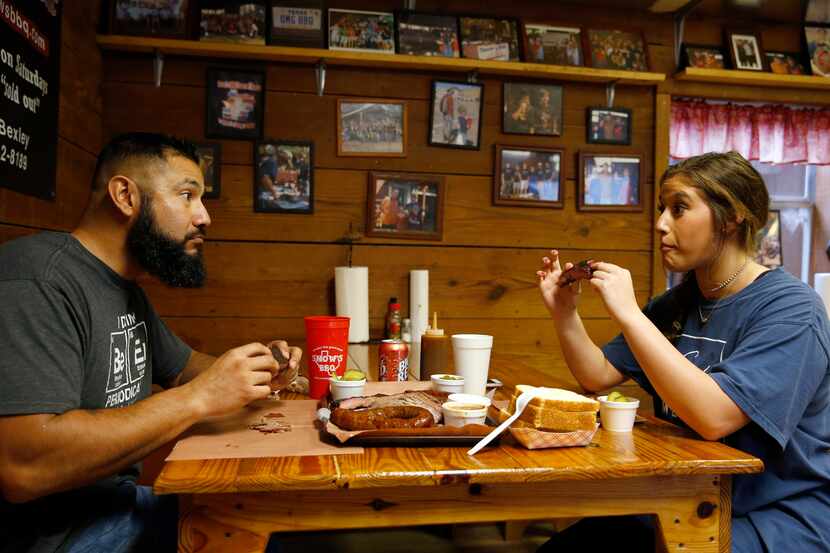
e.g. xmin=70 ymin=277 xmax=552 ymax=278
xmin=603 ymin=268 xmax=830 ymax=552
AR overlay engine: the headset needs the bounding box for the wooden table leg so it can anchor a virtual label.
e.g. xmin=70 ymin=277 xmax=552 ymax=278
xmin=179 ymin=504 xmax=269 ymax=553
xmin=653 ymin=476 xmax=731 ymax=553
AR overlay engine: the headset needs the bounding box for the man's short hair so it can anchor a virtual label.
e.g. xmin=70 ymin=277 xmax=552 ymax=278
xmin=92 ymin=132 xmax=199 ymax=191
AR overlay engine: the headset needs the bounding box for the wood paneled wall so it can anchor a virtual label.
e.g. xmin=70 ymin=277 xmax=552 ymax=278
xmin=96 ymin=1 xmax=679 ymax=386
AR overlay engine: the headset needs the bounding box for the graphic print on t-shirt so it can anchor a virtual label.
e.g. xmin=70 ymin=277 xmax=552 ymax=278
xmin=662 ymin=333 xmax=727 ymax=419
xmin=105 ymin=312 xmax=149 ymax=407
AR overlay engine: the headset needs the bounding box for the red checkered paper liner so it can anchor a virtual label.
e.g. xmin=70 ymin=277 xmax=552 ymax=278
xmin=489 ymin=404 xmax=599 ymax=449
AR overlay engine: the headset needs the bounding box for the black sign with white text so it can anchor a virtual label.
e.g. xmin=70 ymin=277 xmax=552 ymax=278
xmin=0 ymin=0 xmax=61 ymax=199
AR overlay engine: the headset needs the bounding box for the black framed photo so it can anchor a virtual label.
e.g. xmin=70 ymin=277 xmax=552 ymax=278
xmin=328 ymin=9 xmax=394 ymax=54
xmin=199 ymin=1 xmax=266 ymax=44
xmin=805 ymin=26 xmax=830 ymax=77
xmin=395 ymin=11 xmax=459 ymax=57
xmin=494 ymin=145 xmax=563 ymax=208
xmin=428 ymin=80 xmax=484 ymax=150
xmin=502 ymin=83 xmax=562 ymax=136
xmin=524 ymin=24 xmax=582 ymax=66
xmin=366 ymin=172 xmax=445 ymax=241
xmin=726 ymin=30 xmax=766 ymax=71
xmin=459 ymin=16 xmax=521 ymax=61
xmin=682 ymin=44 xmax=728 ymax=69
xmin=337 ymin=99 xmax=407 ymax=157
xmin=585 ymin=29 xmax=649 ymax=71
xmin=754 ymin=210 xmax=782 ymax=268
xmin=586 ymin=107 xmax=632 ymax=145
xmin=205 ymin=68 xmax=265 ymax=140
xmin=766 ymin=51 xmax=808 ymax=75
xmin=254 ymin=140 xmax=313 ymax=214
xmin=268 ymin=0 xmax=325 ymax=48
xmin=578 ymin=153 xmax=642 ymax=212
xmin=111 ymin=0 xmax=191 ymax=38
xmin=195 ymin=143 xmax=221 ymax=200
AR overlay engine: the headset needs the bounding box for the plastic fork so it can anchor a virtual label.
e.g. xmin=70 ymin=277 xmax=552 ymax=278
xmin=467 ymin=389 xmax=536 ymax=456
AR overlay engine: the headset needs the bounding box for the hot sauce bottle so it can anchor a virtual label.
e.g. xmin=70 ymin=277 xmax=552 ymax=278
xmin=420 ymin=312 xmax=449 ymax=381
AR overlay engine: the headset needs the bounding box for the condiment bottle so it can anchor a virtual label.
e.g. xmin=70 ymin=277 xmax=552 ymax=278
xmin=420 ymin=312 xmax=449 ymax=381
xmin=401 ymin=318 xmax=412 ymax=342
xmin=386 ymin=298 xmax=402 ymax=340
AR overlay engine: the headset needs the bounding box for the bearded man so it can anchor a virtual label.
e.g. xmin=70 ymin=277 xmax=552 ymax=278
xmin=0 ymin=133 xmax=301 ymax=553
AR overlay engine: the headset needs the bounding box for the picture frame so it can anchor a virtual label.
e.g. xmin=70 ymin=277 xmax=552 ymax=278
xmin=754 ymin=210 xmax=782 ymax=268
xmin=428 ymin=80 xmax=484 ymax=150
xmin=110 ymin=0 xmax=191 ymax=38
xmin=681 ymin=44 xmax=728 ymax=69
xmin=199 ymin=1 xmax=267 ymax=45
xmin=726 ymin=30 xmax=766 ymax=72
xmin=268 ymin=0 xmax=325 ymax=48
xmin=366 ymin=172 xmax=445 ymax=241
xmin=459 ymin=16 xmax=521 ymax=61
xmin=585 ymin=29 xmax=649 ymax=71
xmin=395 ymin=11 xmax=460 ymax=57
xmin=194 ymin=142 xmax=221 ymax=200
xmin=523 ymin=24 xmax=583 ymax=66
xmin=254 ymin=140 xmax=314 ymax=214
xmin=502 ymin=82 xmax=562 ymax=136
xmin=327 ymin=8 xmax=394 ymax=54
xmin=805 ymin=26 xmax=830 ymax=77
xmin=494 ymin=145 xmax=563 ymax=208
xmin=337 ymin=99 xmax=407 ymax=157
xmin=578 ymin=153 xmax=642 ymax=212
xmin=805 ymin=0 xmax=830 ymax=24
xmin=205 ymin=68 xmax=265 ymax=140
xmin=586 ymin=107 xmax=632 ymax=145
xmin=765 ymin=51 xmax=808 ymax=75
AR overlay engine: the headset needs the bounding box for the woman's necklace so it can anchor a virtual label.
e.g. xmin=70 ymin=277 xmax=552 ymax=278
xmin=698 ymin=258 xmax=749 ymax=324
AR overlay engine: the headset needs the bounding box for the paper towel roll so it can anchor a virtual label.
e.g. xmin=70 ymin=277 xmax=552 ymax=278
xmin=410 ymin=270 xmax=429 ymax=344
xmin=815 ymin=273 xmax=830 ymax=317
xmin=335 ymin=266 xmax=369 ymax=343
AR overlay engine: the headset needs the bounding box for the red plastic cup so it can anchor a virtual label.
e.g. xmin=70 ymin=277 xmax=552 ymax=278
xmin=305 ymin=316 xmax=350 ymax=399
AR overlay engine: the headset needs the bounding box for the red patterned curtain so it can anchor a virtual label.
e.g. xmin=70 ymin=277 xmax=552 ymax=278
xmin=671 ymin=99 xmax=830 ymax=165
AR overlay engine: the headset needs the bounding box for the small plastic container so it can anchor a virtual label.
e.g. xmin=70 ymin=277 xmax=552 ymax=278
xmin=448 ymin=393 xmax=492 ymax=408
xmin=431 ymin=374 xmax=465 ymax=394
xmin=329 ymin=377 xmax=367 ymax=401
xmin=485 ymin=378 xmax=503 ymax=400
xmin=442 ymin=401 xmax=488 ymax=427
xmin=598 ymin=395 xmax=640 ymax=432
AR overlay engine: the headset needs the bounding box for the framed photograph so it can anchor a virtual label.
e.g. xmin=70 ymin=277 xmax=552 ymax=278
xmin=395 ymin=11 xmax=459 ymax=57
xmin=585 ymin=29 xmax=648 ymax=71
xmin=805 ymin=26 xmax=830 ymax=77
xmin=199 ymin=1 xmax=266 ymax=44
xmin=337 ymin=99 xmax=406 ymax=157
xmin=494 ymin=146 xmax=563 ymax=208
xmin=502 ymin=82 xmax=562 ymax=136
xmin=726 ymin=31 xmax=766 ymax=71
xmin=328 ymin=9 xmax=394 ymax=54
xmin=254 ymin=140 xmax=313 ymax=214
xmin=195 ymin=143 xmax=221 ymax=200
xmin=754 ymin=210 xmax=782 ymax=268
xmin=682 ymin=44 xmax=727 ymax=69
xmin=765 ymin=51 xmax=808 ymax=75
xmin=428 ymin=80 xmax=484 ymax=150
xmin=586 ymin=107 xmax=632 ymax=145
xmin=578 ymin=153 xmax=642 ymax=212
xmin=805 ymin=0 xmax=830 ymax=24
xmin=524 ymin=24 xmax=582 ymax=66
xmin=205 ymin=68 xmax=265 ymax=140
xmin=366 ymin=172 xmax=444 ymax=241
xmin=111 ymin=0 xmax=190 ymax=38
xmin=268 ymin=0 xmax=325 ymax=48
xmin=459 ymin=16 xmax=521 ymax=61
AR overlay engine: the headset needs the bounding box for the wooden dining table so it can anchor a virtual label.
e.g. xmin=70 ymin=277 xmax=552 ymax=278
xmin=155 ymin=350 xmax=763 ymax=553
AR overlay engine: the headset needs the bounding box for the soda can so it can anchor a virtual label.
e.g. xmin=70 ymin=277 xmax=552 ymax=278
xmin=378 ymin=339 xmax=409 ymax=381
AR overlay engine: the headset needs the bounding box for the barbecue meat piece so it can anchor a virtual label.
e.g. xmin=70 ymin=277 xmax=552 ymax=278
xmin=333 ymin=390 xmax=447 ymax=424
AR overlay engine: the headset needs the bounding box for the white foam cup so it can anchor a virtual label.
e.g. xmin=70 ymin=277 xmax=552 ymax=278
xmin=451 ymin=334 xmax=493 ymax=396
xmin=598 ymin=395 xmax=640 ymax=432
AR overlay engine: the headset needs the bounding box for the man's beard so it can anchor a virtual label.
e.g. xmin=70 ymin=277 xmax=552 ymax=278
xmin=127 ymin=195 xmax=207 ymax=288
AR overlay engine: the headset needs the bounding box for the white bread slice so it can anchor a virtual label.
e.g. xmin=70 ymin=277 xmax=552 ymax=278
xmin=491 ymin=404 xmax=596 ymax=432
xmin=512 ymin=384 xmax=599 ymax=413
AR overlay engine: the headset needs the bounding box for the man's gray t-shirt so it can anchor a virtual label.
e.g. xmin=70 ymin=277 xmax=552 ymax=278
xmin=0 ymin=232 xmax=191 ymax=552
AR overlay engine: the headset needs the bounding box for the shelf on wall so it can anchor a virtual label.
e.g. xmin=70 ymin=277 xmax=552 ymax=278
xmin=675 ymin=67 xmax=830 ymax=91
xmin=97 ymin=35 xmax=666 ymax=86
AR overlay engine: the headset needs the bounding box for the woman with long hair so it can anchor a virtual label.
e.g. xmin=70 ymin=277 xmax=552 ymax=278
xmin=536 ymin=152 xmax=830 ymax=553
